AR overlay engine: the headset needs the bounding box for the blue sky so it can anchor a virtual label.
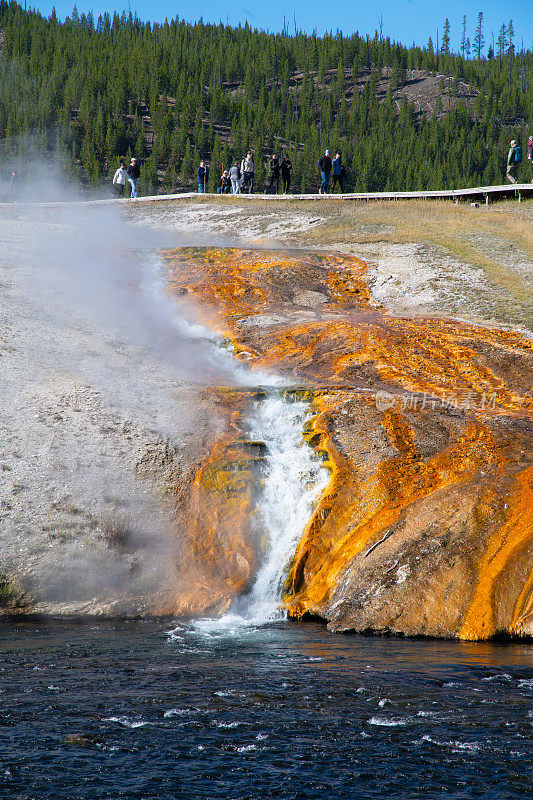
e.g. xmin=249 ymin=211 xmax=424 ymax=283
xmin=31 ymin=0 xmax=533 ymax=52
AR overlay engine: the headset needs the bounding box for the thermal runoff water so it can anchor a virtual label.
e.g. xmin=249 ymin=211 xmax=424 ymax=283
xmin=234 ymin=394 xmax=329 ymax=622
xmin=145 ymin=253 xmax=328 ymax=625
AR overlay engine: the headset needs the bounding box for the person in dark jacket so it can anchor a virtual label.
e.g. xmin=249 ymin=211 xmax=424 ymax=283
xmin=127 ymin=158 xmax=140 ymax=198
xmin=217 ymin=171 xmax=231 ymax=194
xmin=331 ymin=153 xmax=344 ymax=193
xmin=197 ymin=161 xmax=208 ymax=193
xmin=281 ymin=156 xmax=292 ymax=193
xmin=267 ymin=155 xmax=281 ymax=194
xmin=318 ymin=150 xmax=332 ymax=194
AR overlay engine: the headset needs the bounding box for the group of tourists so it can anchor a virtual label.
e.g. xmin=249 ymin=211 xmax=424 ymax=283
xmin=200 ymin=149 xmax=347 ymax=195
xmin=198 ymin=152 xmax=294 ymax=195
xmin=112 ymin=157 xmax=140 ymax=197
xmin=318 ymin=150 xmax=347 ymax=193
xmin=110 ymin=136 xmax=533 ymax=199
xmin=265 ymin=154 xmax=293 ymax=194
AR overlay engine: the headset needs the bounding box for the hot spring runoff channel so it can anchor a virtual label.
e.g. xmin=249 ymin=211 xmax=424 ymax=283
xmin=144 ymin=249 xmax=331 ymax=625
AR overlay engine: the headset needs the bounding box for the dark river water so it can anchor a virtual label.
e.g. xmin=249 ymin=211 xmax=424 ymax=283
xmin=0 ymin=617 xmax=532 ymax=799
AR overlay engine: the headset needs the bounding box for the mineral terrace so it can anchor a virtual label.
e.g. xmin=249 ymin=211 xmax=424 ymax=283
xmin=1 ymin=198 xmax=532 ymax=640
xmin=160 ymin=244 xmax=533 ymax=640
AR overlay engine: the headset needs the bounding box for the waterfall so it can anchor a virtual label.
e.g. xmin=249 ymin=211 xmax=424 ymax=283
xmin=141 ymin=256 xmax=328 ymax=629
xmin=231 ymin=392 xmax=329 ymax=623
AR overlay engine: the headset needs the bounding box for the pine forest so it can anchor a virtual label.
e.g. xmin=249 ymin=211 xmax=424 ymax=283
xmin=0 ymin=1 xmax=532 ymax=193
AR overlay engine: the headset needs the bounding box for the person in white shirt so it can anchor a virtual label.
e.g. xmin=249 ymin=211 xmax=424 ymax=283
xmin=112 ymin=160 xmax=127 ymax=197
xmin=240 ymin=152 xmax=255 ymax=193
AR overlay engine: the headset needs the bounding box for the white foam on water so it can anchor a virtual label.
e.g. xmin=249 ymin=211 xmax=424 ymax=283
xmin=418 ymin=735 xmax=481 ymax=753
xmin=368 ymin=716 xmax=410 ymax=727
xmin=163 ymin=708 xmax=198 ymax=718
xmin=212 ymin=721 xmax=243 ymax=729
xmin=166 ymin=629 xmax=184 ymax=642
xmin=104 ymin=716 xmax=151 ymax=728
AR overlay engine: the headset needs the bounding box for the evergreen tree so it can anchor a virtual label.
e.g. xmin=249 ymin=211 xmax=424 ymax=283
xmin=461 ymin=15 xmax=467 ymax=59
xmin=507 ymin=20 xmax=514 ymax=55
xmin=441 ymin=19 xmax=451 ymax=55
xmin=181 ymin=138 xmax=195 ymax=185
xmin=497 ymin=24 xmax=507 ymax=61
xmin=474 ymin=12 xmax=485 ymax=60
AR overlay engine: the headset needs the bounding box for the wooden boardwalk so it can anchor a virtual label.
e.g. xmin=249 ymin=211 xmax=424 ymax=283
xmin=3 ymin=182 xmax=533 ymax=207
xmin=124 ymin=182 xmax=533 ymax=205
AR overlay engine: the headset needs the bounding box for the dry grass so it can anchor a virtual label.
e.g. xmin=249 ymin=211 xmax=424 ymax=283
xmin=208 ymin=196 xmax=533 ymax=306
xmin=101 ymin=516 xmax=133 ymax=551
xmin=0 ymin=573 xmax=26 ymax=609
xmin=331 ymin=200 xmax=533 ymax=306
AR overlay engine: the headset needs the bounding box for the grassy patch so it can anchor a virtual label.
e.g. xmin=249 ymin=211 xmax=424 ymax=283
xmin=0 ymin=573 xmax=26 ymax=609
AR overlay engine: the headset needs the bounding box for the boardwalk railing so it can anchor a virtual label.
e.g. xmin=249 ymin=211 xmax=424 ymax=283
xmin=123 ymin=182 xmax=533 ymax=205
xmin=2 ymin=183 xmax=532 ymax=207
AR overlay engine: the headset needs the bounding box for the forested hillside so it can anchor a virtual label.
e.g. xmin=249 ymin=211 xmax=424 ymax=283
xmin=0 ymin=1 xmax=532 ymax=193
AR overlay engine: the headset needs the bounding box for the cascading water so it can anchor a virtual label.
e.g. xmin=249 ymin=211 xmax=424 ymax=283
xmin=234 ymin=393 xmax=329 ymax=623
xmin=142 ymin=255 xmax=327 ymax=629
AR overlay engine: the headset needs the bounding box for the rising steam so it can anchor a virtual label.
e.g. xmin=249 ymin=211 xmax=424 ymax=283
xmin=0 ymin=158 xmax=252 ymax=611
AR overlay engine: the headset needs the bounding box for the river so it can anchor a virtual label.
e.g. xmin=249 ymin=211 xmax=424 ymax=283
xmin=1 ymin=617 xmax=532 ymax=799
